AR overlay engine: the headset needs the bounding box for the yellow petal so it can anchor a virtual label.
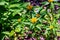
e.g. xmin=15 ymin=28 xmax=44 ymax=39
xmin=31 ymin=17 xmax=37 ymax=23
xmin=48 ymin=0 xmax=53 ymax=2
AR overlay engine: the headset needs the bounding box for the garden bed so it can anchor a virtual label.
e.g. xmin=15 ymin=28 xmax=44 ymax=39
xmin=0 ymin=0 xmax=60 ymax=40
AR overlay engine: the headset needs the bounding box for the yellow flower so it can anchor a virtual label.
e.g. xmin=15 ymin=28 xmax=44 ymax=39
xmin=48 ymin=0 xmax=53 ymax=2
xmin=36 ymin=14 xmax=40 ymax=17
xmin=18 ymin=19 xmax=21 ymax=22
xmin=31 ymin=17 xmax=37 ymax=23
xmin=49 ymin=25 xmax=54 ymax=29
xmin=27 ymin=5 xmax=33 ymax=10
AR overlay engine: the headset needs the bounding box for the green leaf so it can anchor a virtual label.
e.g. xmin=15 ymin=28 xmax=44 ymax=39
xmin=9 ymin=30 xmax=15 ymax=37
xmin=0 ymin=2 xmax=7 ymax=5
xmin=14 ymin=37 xmax=17 ymax=40
xmin=40 ymin=9 xmax=46 ymax=13
xmin=57 ymin=32 xmax=60 ymax=36
xmin=42 ymin=2 xmax=49 ymax=5
xmin=9 ymin=4 xmax=20 ymax=8
xmin=36 ymin=26 xmax=41 ymax=30
xmin=21 ymin=2 xmax=30 ymax=7
xmin=15 ymin=26 xmax=21 ymax=32
xmin=2 ymin=31 xmax=10 ymax=35
xmin=50 ymin=2 xmax=54 ymax=9
xmin=22 ymin=22 xmax=31 ymax=25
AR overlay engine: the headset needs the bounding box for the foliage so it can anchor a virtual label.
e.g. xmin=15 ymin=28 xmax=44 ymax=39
xmin=0 ymin=0 xmax=60 ymax=40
